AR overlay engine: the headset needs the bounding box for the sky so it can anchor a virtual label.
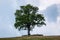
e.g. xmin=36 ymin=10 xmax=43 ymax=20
xmin=0 ymin=0 xmax=60 ymax=38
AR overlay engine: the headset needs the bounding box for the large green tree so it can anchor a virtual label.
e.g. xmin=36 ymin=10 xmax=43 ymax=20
xmin=14 ymin=4 xmax=46 ymax=35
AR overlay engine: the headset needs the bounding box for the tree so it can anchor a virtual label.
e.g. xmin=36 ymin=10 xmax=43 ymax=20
xmin=14 ymin=4 xmax=46 ymax=36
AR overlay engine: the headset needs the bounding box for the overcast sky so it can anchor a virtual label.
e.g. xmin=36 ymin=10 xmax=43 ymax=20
xmin=0 ymin=0 xmax=60 ymax=38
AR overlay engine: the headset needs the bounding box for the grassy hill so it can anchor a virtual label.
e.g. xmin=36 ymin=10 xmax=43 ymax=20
xmin=0 ymin=35 xmax=60 ymax=40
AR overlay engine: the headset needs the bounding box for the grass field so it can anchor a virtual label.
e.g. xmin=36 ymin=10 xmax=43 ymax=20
xmin=0 ymin=35 xmax=60 ymax=40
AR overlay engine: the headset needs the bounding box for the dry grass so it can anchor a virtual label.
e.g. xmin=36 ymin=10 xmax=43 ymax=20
xmin=0 ymin=35 xmax=60 ymax=40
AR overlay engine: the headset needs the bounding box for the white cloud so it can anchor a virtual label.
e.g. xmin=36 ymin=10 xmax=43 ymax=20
xmin=0 ymin=0 xmax=22 ymax=37
xmin=31 ymin=20 xmax=60 ymax=36
xmin=39 ymin=0 xmax=60 ymax=10
xmin=8 ymin=25 xmax=21 ymax=36
xmin=26 ymin=0 xmax=40 ymax=6
xmin=57 ymin=16 xmax=60 ymax=23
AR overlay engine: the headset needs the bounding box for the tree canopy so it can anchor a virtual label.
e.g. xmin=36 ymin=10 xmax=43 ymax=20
xmin=14 ymin=4 xmax=46 ymax=35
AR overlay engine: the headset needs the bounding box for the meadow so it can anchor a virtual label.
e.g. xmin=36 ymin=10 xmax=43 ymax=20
xmin=0 ymin=35 xmax=60 ymax=40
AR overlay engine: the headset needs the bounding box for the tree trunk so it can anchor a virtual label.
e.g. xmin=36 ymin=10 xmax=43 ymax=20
xmin=28 ymin=26 xmax=30 ymax=36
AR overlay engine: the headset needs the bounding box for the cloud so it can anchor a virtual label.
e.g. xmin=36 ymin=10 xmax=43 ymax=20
xmin=18 ymin=0 xmax=40 ymax=7
xmin=26 ymin=0 xmax=40 ymax=6
xmin=31 ymin=19 xmax=60 ymax=36
xmin=45 ymin=17 xmax=60 ymax=35
xmin=44 ymin=4 xmax=58 ymax=22
xmin=57 ymin=15 xmax=60 ymax=23
xmin=37 ymin=4 xmax=60 ymax=35
xmin=39 ymin=0 xmax=60 ymax=10
xmin=0 ymin=25 xmax=21 ymax=38
xmin=0 ymin=0 xmax=22 ymax=37
xmin=57 ymin=4 xmax=60 ymax=15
